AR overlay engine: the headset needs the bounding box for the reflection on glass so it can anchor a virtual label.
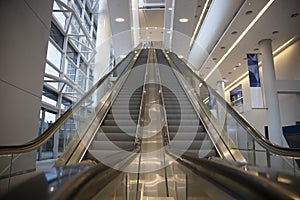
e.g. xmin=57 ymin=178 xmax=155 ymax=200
xmin=168 ymin=52 xmax=300 ymax=176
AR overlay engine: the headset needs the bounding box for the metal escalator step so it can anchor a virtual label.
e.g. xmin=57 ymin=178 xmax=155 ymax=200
xmin=165 ymin=109 xmax=195 ymax=114
xmin=108 ymin=109 xmax=140 ymax=114
xmin=116 ymin=95 xmax=142 ymax=98
xmin=167 ymin=119 xmax=200 ymax=125
xmin=164 ymin=99 xmax=191 ymax=105
xmin=163 ymin=95 xmax=187 ymax=98
xmin=165 ymin=104 xmax=193 ymax=109
xmin=112 ymin=101 xmax=141 ymax=105
xmin=112 ymin=105 xmax=141 ymax=109
xmin=166 ymin=114 xmax=198 ymax=119
xmin=96 ymin=132 xmax=136 ymax=141
xmin=105 ymin=114 xmax=138 ymax=120
xmin=102 ymin=119 xmax=137 ymax=126
xmin=100 ymin=126 xmax=136 ymax=133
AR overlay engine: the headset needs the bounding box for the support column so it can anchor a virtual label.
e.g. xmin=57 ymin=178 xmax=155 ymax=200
xmin=259 ymin=39 xmax=283 ymax=145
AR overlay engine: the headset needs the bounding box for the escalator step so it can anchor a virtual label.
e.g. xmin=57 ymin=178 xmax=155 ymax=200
xmin=167 ymin=119 xmax=200 ymax=125
xmin=100 ymin=126 xmax=136 ymax=133
xmin=166 ymin=114 xmax=198 ymax=119
xmin=164 ymin=109 xmax=195 ymax=114
xmin=96 ymin=132 xmax=136 ymax=141
xmin=102 ymin=119 xmax=137 ymax=126
xmin=108 ymin=109 xmax=140 ymax=114
xmin=105 ymin=114 xmax=139 ymax=120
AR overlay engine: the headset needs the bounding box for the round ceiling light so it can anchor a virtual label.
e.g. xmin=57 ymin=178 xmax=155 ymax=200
xmin=179 ymin=18 xmax=189 ymax=23
xmin=115 ymin=18 xmax=125 ymax=22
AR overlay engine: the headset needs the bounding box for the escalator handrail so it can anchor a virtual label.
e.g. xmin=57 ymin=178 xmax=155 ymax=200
xmin=168 ymin=151 xmax=299 ymax=200
xmin=166 ymin=51 xmax=300 ymax=158
xmin=50 ymin=150 xmax=139 ymax=200
xmin=0 ymin=51 xmax=139 ymax=155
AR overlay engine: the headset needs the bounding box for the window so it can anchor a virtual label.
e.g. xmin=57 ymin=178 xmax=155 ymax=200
xmin=85 ymin=5 xmax=92 ymax=21
xmin=65 ymin=59 xmax=77 ymax=81
xmin=50 ymin=22 xmax=64 ymax=49
xmin=67 ymin=43 xmax=78 ymax=63
xmin=84 ymin=16 xmax=91 ymax=32
xmin=73 ymin=0 xmax=82 ymax=16
xmin=230 ymin=84 xmax=243 ymax=107
xmin=79 ymin=58 xmax=88 ymax=74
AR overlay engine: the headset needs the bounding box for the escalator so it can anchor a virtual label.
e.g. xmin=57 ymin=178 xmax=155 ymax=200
xmin=88 ymin=49 xmax=147 ymax=161
xmin=157 ymin=49 xmax=217 ymax=159
xmin=1 ymin=47 xmax=300 ymax=200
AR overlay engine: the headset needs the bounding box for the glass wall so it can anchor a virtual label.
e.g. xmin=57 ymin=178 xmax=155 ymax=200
xmin=38 ymin=0 xmax=99 ymax=160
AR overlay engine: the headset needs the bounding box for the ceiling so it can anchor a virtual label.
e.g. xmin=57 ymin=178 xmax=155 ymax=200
xmin=107 ymin=0 xmax=300 ymax=88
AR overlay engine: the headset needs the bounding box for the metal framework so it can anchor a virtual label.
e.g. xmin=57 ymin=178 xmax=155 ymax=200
xmin=39 ymin=0 xmax=99 ymax=160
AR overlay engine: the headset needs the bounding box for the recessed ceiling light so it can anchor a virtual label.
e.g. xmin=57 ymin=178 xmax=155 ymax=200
xmin=179 ymin=18 xmax=189 ymax=23
xmin=272 ymin=30 xmax=279 ymax=34
xmin=178 ymin=55 xmax=184 ymax=58
xmin=167 ymin=31 xmax=171 ymax=34
xmin=155 ymin=27 xmax=158 ymax=29
xmin=233 ymin=67 xmax=237 ymax=71
xmin=291 ymin=13 xmax=299 ymax=18
xmin=223 ymin=78 xmax=230 ymax=83
xmin=238 ymin=63 xmax=241 ymax=66
xmin=245 ymin=10 xmax=253 ymax=15
xmin=115 ymin=18 xmax=125 ymax=22
xmin=168 ymin=8 xmax=172 ymax=11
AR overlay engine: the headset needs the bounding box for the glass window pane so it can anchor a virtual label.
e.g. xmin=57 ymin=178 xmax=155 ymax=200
xmin=47 ymin=41 xmax=62 ymax=67
xmin=65 ymin=59 xmax=77 ymax=82
xmin=67 ymin=43 xmax=78 ymax=63
xmin=50 ymin=22 xmax=64 ymax=49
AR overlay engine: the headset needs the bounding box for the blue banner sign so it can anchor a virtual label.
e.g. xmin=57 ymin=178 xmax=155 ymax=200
xmin=247 ymin=54 xmax=261 ymax=87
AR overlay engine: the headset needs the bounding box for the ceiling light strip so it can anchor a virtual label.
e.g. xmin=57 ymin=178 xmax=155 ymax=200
xmin=204 ymin=0 xmax=275 ymax=81
xmin=224 ymin=36 xmax=298 ymax=91
xmin=190 ymin=0 xmax=211 ymax=46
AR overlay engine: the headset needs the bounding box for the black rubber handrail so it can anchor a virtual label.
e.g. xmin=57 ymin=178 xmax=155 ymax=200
xmin=0 ymin=50 xmax=139 ymax=155
xmin=167 ymin=51 xmax=300 ymax=158
xmin=175 ymin=153 xmax=300 ymax=200
xmin=49 ymin=150 xmax=139 ymax=200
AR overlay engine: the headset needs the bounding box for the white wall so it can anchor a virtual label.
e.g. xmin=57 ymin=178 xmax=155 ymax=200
xmin=0 ymin=0 xmax=53 ymax=172
xmin=225 ymin=39 xmax=300 ymax=135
